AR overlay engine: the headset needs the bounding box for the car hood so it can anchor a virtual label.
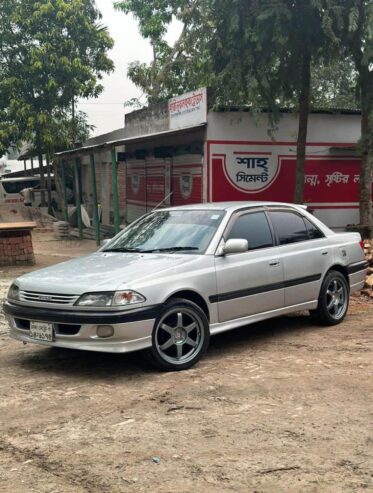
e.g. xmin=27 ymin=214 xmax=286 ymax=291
xmin=15 ymin=251 xmax=202 ymax=295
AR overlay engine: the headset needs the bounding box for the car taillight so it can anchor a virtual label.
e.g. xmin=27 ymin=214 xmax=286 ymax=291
xmin=359 ymin=240 xmax=365 ymax=251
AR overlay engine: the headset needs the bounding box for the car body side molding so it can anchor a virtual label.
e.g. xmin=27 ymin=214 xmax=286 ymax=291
xmin=209 ymin=273 xmax=322 ymax=303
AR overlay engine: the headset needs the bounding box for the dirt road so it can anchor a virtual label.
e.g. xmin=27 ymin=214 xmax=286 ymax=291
xmin=0 ymin=236 xmax=372 ymax=492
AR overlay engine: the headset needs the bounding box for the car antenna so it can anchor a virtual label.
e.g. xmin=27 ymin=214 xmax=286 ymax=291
xmin=151 ymin=192 xmax=173 ymax=212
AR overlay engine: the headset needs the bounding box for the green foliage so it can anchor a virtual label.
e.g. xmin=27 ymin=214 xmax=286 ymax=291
xmin=114 ymin=0 xmax=214 ymax=105
xmin=0 ymin=0 xmax=114 ymax=155
xmin=115 ymin=0 xmax=359 ymax=114
xmin=311 ymin=58 xmax=359 ymax=109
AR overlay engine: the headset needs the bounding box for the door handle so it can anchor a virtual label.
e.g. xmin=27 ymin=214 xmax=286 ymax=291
xmin=321 ymin=251 xmax=328 ymax=255
xmin=269 ymin=261 xmax=280 ymax=267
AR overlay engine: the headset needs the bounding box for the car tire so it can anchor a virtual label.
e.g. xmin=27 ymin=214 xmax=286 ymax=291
xmin=310 ymin=270 xmax=349 ymax=326
xmin=146 ymin=298 xmax=210 ymax=371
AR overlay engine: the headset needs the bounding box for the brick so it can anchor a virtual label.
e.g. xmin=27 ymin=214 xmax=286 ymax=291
xmin=0 ymin=230 xmax=35 ymax=266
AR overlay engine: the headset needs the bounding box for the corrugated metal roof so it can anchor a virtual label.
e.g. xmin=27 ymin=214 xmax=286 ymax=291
xmin=215 ymin=105 xmax=361 ymax=115
xmin=55 ymin=123 xmax=206 ymax=158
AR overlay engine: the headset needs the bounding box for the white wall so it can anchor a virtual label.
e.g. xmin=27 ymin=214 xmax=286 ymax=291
xmin=207 ymin=111 xmax=361 ymax=146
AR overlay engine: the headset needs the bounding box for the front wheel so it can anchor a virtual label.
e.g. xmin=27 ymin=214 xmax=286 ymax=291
xmin=147 ymin=298 xmax=210 ymax=371
xmin=311 ymin=270 xmax=349 ymax=326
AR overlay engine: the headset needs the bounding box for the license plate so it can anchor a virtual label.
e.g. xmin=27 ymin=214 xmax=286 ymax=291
xmin=30 ymin=321 xmax=55 ymax=342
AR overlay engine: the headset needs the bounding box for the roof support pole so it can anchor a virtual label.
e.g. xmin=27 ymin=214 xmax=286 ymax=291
xmin=73 ymin=158 xmax=83 ymax=239
xmin=60 ymin=159 xmax=69 ymax=222
xmin=23 ymin=159 xmax=27 ymax=174
xmin=111 ymin=148 xmax=120 ymax=234
xmin=31 ymin=157 xmax=34 ymax=175
xmin=46 ymin=154 xmax=52 ymax=214
xmin=89 ymin=154 xmax=101 ymax=246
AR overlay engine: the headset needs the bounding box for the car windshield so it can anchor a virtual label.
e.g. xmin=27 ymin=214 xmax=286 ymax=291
xmin=104 ymin=209 xmax=225 ymax=254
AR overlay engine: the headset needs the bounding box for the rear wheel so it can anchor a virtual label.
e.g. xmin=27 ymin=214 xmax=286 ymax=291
xmin=147 ymin=298 xmax=210 ymax=371
xmin=311 ymin=270 xmax=349 ymax=326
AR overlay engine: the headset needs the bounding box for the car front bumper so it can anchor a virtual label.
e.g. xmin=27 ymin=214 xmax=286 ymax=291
xmin=3 ymin=301 xmax=158 ymax=353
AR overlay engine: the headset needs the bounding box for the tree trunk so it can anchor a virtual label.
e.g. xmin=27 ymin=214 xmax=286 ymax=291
xmin=358 ymin=68 xmax=373 ymax=234
xmin=294 ymin=50 xmax=311 ymax=204
xmin=38 ymin=153 xmax=46 ymax=207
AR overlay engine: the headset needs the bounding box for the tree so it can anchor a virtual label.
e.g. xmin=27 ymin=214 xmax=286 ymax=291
xmin=311 ymin=58 xmax=359 ymax=109
xmin=210 ymin=0 xmax=350 ymax=203
xmin=114 ymin=0 xmax=213 ymax=105
xmin=0 ymin=0 xmax=114 ymax=204
xmin=326 ymin=1 xmax=373 ymax=231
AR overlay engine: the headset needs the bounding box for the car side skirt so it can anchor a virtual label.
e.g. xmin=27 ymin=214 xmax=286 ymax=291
xmin=209 ymin=300 xmax=318 ymax=336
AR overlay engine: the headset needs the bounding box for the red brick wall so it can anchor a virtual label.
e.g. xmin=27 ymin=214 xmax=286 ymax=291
xmin=0 ymin=230 xmax=35 ymax=266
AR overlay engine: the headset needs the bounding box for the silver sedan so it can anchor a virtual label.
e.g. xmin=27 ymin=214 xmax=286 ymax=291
xmin=4 ymin=202 xmax=367 ymax=370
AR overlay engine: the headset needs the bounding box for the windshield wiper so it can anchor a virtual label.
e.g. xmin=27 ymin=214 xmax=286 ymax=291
xmin=141 ymin=246 xmax=199 ymax=253
xmin=103 ymin=247 xmax=144 ymax=253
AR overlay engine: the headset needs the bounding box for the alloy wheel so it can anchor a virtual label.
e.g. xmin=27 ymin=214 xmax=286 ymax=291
xmin=326 ymin=278 xmax=347 ymax=320
xmin=155 ymin=308 xmax=205 ymax=365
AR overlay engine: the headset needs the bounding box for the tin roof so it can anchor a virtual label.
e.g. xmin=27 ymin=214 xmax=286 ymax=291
xmin=215 ymin=105 xmax=361 ymax=115
xmin=55 ymin=123 xmax=206 ymax=158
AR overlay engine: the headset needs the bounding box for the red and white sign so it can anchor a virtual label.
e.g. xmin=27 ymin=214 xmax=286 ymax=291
xmin=222 ymin=150 xmax=279 ymax=193
xmin=168 ymin=88 xmax=207 ymax=130
xmin=208 ymin=141 xmax=368 ymax=207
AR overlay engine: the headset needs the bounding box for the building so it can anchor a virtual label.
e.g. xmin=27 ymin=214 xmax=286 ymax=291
xmin=56 ymin=88 xmax=364 ymax=233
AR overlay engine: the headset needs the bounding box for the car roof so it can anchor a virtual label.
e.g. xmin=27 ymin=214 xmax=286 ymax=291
xmin=161 ymin=201 xmax=307 ymax=213
xmin=0 ymin=176 xmax=40 ymax=182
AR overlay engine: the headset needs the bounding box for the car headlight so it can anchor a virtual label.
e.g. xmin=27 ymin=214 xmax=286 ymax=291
xmin=7 ymin=283 xmax=19 ymax=301
xmin=75 ymin=290 xmax=146 ymax=307
xmin=75 ymin=292 xmax=114 ymax=307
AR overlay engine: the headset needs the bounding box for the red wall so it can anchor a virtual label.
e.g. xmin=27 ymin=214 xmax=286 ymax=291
xmin=208 ymin=141 xmax=368 ymax=210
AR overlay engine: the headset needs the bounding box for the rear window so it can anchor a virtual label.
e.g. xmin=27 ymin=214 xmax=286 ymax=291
xmin=1 ymin=180 xmax=39 ymax=194
xmin=268 ymin=211 xmax=309 ymax=245
xmin=227 ymin=212 xmax=273 ymax=250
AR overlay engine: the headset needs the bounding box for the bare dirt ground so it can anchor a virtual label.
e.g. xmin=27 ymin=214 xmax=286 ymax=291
xmin=0 ymin=232 xmax=372 ymax=493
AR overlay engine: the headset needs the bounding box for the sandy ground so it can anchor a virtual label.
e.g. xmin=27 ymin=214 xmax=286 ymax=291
xmin=0 ymin=232 xmax=372 ymax=492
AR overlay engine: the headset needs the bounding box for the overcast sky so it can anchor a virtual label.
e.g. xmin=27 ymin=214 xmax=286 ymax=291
xmin=77 ymin=0 xmax=181 ymax=137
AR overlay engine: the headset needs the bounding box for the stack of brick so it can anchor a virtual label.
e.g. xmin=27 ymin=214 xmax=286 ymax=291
xmin=361 ymin=239 xmax=373 ymax=297
xmin=0 ymin=229 xmax=35 ymax=266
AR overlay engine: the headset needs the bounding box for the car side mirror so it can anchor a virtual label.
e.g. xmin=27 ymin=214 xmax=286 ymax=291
xmin=222 ymin=238 xmax=249 ymax=255
xmin=101 ymin=238 xmax=111 ymax=247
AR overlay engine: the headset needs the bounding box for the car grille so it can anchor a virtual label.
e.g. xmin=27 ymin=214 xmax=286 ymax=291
xmin=19 ymin=290 xmax=79 ymax=305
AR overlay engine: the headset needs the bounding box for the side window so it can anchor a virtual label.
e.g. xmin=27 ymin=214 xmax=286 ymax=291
xmin=227 ymin=212 xmax=273 ymax=250
xmin=303 ymin=217 xmax=324 ymax=240
xmin=269 ymin=211 xmax=309 ymax=245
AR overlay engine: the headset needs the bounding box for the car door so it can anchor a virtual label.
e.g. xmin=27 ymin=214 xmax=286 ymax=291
xmin=214 ymin=210 xmax=285 ymax=323
xmin=267 ymin=209 xmax=331 ymax=307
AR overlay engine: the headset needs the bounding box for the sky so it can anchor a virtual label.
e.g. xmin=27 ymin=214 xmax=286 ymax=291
xmin=77 ymin=0 xmax=182 ymax=137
